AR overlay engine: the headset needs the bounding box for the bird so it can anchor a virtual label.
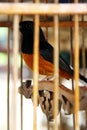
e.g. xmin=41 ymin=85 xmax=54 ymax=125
xmin=19 ymin=20 xmax=87 ymax=83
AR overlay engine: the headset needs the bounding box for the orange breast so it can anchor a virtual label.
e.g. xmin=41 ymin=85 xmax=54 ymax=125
xmin=22 ymin=53 xmax=54 ymax=76
xmin=22 ymin=53 xmax=73 ymax=79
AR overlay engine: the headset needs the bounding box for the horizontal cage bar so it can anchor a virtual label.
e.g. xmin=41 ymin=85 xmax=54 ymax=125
xmin=0 ymin=3 xmax=87 ymax=15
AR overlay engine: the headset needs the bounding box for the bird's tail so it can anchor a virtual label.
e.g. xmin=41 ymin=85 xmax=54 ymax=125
xmin=79 ymin=74 xmax=87 ymax=83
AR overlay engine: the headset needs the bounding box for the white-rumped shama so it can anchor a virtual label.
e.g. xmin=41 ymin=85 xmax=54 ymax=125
xmin=19 ymin=21 xmax=87 ymax=83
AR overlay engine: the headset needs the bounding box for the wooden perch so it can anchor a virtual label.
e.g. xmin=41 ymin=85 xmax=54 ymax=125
xmin=18 ymin=79 xmax=87 ymax=120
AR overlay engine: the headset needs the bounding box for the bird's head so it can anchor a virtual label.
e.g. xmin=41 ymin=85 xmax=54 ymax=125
xmin=19 ymin=21 xmax=34 ymax=36
xmin=19 ymin=21 xmax=47 ymax=54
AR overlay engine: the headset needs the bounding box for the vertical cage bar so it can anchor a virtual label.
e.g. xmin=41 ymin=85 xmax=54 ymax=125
xmin=82 ymin=29 xmax=86 ymax=76
xmin=33 ymin=15 xmax=39 ymax=130
xmin=70 ymin=16 xmax=75 ymax=130
xmin=81 ymin=18 xmax=86 ymax=76
xmin=20 ymin=15 xmax=23 ymax=130
xmin=7 ymin=23 xmax=10 ymax=130
xmin=44 ymin=0 xmax=48 ymax=40
xmin=53 ymin=0 xmax=59 ymax=129
xmin=20 ymin=5 xmax=23 ymax=130
xmin=20 ymin=50 xmax=23 ymax=130
xmin=53 ymin=15 xmax=59 ymax=130
xmin=74 ymin=12 xmax=80 ymax=130
xmin=81 ymin=15 xmax=87 ymax=128
xmin=12 ymin=14 xmax=19 ymax=130
xmin=20 ymin=54 xmax=23 ymax=130
xmin=7 ymin=0 xmax=10 ymax=129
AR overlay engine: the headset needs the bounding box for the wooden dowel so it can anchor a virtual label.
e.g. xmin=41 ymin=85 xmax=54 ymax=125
xmin=74 ymin=14 xmax=80 ymax=130
xmin=33 ymin=15 xmax=39 ymax=130
xmin=0 ymin=3 xmax=87 ymax=15
xmin=12 ymin=15 xmax=19 ymax=130
xmin=1 ymin=21 xmax=87 ymax=28
xmin=53 ymin=15 xmax=59 ymax=130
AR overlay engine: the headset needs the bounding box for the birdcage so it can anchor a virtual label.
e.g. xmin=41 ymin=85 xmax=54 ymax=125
xmin=0 ymin=0 xmax=87 ymax=130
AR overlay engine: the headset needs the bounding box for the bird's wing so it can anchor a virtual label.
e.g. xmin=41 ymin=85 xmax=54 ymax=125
xmin=40 ymin=43 xmax=73 ymax=76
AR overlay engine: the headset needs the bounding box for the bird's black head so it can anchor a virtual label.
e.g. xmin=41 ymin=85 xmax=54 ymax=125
xmin=19 ymin=21 xmax=47 ymax=54
xmin=19 ymin=21 xmax=34 ymax=36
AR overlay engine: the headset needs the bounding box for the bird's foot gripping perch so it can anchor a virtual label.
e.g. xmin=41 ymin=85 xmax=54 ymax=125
xmin=18 ymin=80 xmax=62 ymax=121
xmin=18 ymin=80 xmax=87 ymax=121
xmin=18 ymin=80 xmax=33 ymax=98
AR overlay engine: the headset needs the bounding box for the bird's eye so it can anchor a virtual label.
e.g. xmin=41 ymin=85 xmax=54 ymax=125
xmin=26 ymin=24 xmax=31 ymax=29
